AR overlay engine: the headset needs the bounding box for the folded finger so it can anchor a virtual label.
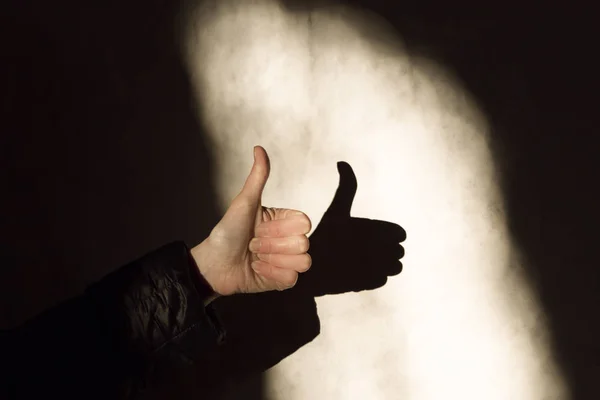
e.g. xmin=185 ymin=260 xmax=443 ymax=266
xmin=256 ymin=252 xmax=312 ymax=272
xmin=249 ymin=235 xmax=309 ymax=254
xmin=255 ymin=215 xmax=311 ymax=237
xmin=251 ymin=261 xmax=298 ymax=290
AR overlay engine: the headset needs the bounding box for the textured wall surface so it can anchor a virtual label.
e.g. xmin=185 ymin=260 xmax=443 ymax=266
xmin=182 ymin=1 xmax=567 ymax=398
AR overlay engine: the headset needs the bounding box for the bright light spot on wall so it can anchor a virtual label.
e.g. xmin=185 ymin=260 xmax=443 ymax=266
xmin=182 ymin=1 xmax=569 ymax=399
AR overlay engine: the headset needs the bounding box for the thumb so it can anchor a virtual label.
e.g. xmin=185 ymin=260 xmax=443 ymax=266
xmin=236 ymin=145 xmax=271 ymax=206
xmin=323 ymin=161 xmax=357 ymax=219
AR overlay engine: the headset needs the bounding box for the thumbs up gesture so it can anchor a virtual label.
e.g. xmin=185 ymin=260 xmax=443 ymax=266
xmin=191 ymin=146 xmax=313 ymax=296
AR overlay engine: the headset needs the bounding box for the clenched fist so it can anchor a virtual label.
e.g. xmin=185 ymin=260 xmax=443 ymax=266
xmin=191 ymin=146 xmax=312 ymax=297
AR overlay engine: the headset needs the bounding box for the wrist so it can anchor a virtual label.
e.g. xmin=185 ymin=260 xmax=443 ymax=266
xmin=189 ymin=240 xmax=221 ymax=306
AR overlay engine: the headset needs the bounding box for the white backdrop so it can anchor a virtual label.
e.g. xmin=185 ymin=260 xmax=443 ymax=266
xmin=182 ymin=1 xmax=567 ymax=398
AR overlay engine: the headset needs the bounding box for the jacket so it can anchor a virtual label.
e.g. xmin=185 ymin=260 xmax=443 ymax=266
xmin=1 ymin=241 xmax=226 ymax=399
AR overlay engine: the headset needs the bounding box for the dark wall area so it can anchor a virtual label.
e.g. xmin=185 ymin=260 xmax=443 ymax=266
xmin=1 ymin=0 xmax=222 ymax=323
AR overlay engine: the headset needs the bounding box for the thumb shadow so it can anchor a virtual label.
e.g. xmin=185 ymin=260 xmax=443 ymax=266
xmin=181 ymin=161 xmax=406 ymax=399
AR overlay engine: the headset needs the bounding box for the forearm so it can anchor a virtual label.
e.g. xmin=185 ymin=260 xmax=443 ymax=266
xmin=4 ymin=241 xmax=225 ymax=399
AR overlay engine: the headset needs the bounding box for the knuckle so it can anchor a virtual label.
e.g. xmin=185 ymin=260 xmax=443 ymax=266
xmin=298 ymin=254 xmax=312 ymax=272
xmin=277 ymin=274 xmax=298 ymax=291
xmin=297 ymin=236 xmax=310 ymax=253
xmin=287 ymin=273 xmax=299 ymax=288
xmin=304 ymin=216 xmax=312 ymax=233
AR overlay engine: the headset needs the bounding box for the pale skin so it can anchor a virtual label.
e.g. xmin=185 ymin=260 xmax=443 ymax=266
xmin=190 ymin=145 xmax=312 ymax=304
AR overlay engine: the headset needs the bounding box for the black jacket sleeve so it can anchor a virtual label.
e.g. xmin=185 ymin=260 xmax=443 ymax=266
xmin=1 ymin=241 xmax=226 ymax=400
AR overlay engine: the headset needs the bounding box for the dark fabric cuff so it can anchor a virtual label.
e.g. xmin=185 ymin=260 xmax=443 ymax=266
xmin=185 ymin=244 xmax=226 ymax=346
xmin=85 ymin=241 xmax=226 ymax=364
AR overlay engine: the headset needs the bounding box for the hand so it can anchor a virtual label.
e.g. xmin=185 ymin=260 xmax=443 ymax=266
xmin=295 ymin=161 xmax=406 ymax=296
xmin=191 ymin=146 xmax=312 ymax=296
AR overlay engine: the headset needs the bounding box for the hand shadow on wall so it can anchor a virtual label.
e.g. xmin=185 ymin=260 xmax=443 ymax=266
xmin=172 ymin=161 xmax=406 ymax=399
